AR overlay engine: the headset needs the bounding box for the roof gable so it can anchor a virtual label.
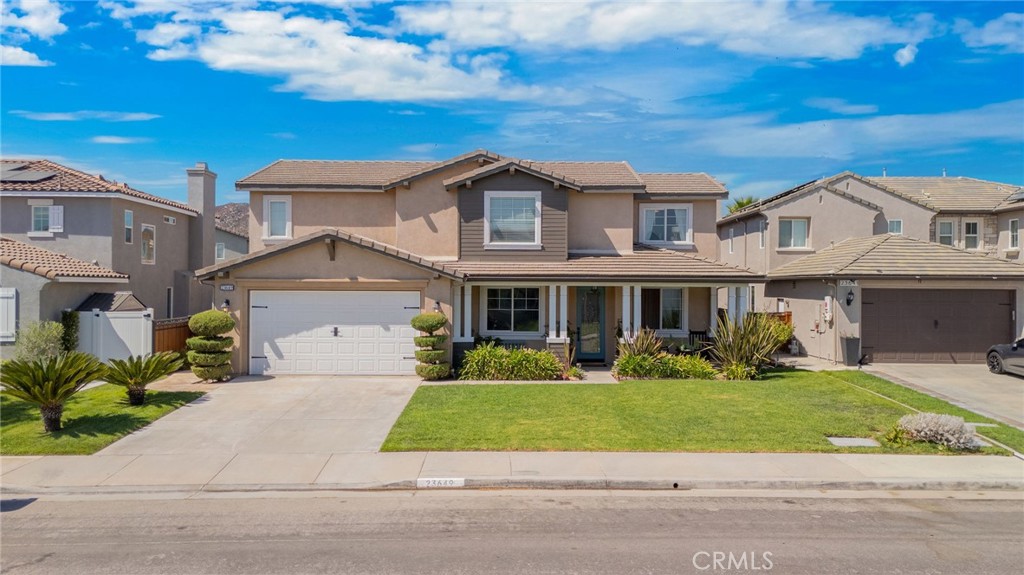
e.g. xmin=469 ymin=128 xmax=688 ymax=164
xmin=442 ymin=158 xmax=583 ymax=191
xmin=865 ymin=176 xmax=1021 ymax=212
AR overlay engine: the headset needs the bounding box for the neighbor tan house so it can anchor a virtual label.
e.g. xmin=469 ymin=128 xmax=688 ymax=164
xmin=717 ymin=172 xmax=1024 ymax=365
xmin=197 ymin=150 xmax=760 ymax=376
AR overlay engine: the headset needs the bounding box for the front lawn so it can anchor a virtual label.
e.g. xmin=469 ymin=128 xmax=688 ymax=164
xmin=1 ymin=384 xmax=204 ymax=455
xmin=382 ymin=369 xmax=1010 ymax=454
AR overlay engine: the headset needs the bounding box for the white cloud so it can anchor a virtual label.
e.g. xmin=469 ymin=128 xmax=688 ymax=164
xmin=395 ymin=1 xmax=937 ymax=60
xmin=894 ymin=44 xmax=918 ymax=67
xmin=90 ymin=136 xmax=154 ymax=144
xmin=955 ymin=13 xmax=1024 ymax=53
xmin=401 ymin=143 xmax=441 ymax=155
xmin=269 ymin=132 xmax=297 ymax=139
xmin=0 ymin=44 xmax=51 ymax=66
xmin=10 ymin=110 xmax=161 ymax=121
xmin=804 ymin=98 xmax=878 ymax=116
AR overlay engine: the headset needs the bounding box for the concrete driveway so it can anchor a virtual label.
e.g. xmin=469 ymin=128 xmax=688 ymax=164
xmin=865 ymin=364 xmax=1024 ymax=429
xmin=99 ymin=375 xmax=420 ymax=456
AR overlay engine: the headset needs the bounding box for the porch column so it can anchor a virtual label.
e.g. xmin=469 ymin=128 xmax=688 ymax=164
xmin=547 ymin=284 xmax=557 ymax=339
xmin=709 ymin=286 xmax=718 ymax=335
xmin=620 ymin=286 xmax=631 ymax=340
xmin=631 ymin=284 xmax=642 ymax=337
xmin=461 ymin=285 xmax=473 ymax=342
xmin=452 ymin=285 xmax=462 ymax=340
xmin=558 ymin=284 xmax=568 ymax=339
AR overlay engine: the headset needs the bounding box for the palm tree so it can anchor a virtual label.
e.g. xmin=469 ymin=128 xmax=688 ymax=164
xmin=1 ymin=352 xmax=107 ymax=432
xmin=105 ymin=352 xmax=184 ymax=405
xmin=727 ymin=195 xmax=757 ymax=213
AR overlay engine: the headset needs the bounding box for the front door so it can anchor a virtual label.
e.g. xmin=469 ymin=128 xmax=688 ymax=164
xmin=576 ymin=287 xmax=605 ymax=362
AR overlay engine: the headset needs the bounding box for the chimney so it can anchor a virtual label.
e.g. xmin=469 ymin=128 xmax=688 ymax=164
xmin=942 ymin=167 xmax=947 ymax=177
xmin=187 ymin=161 xmax=217 ymax=273
xmin=882 ymin=167 xmax=887 ymax=177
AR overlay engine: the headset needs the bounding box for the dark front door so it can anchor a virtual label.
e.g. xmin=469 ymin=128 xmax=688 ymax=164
xmin=576 ymin=287 xmax=605 ymax=361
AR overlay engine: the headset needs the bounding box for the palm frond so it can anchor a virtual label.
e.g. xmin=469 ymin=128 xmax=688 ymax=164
xmin=0 ymin=352 xmax=107 ymax=408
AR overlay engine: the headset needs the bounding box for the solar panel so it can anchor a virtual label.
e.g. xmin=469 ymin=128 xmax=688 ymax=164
xmin=1006 ymin=190 xmax=1024 ymax=203
xmin=0 ymin=170 xmax=57 ymax=183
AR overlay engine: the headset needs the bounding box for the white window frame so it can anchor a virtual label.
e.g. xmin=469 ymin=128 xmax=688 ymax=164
xmin=30 ymin=205 xmax=50 ymax=235
xmin=141 ymin=223 xmax=156 ymax=265
xmin=887 ymin=219 xmax=903 ymax=235
xmin=479 ymin=286 xmax=545 ymax=337
xmin=728 ymin=227 xmax=735 ymax=254
xmin=937 ymin=218 xmax=955 ymax=246
xmin=124 ymin=210 xmax=133 ymax=244
xmin=262 ymin=195 xmax=293 ymax=241
xmin=963 ymin=219 xmax=981 ymax=250
xmin=0 ymin=287 xmax=16 ymax=343
xmin=1010 ymin=219 xmax=1020 ymax=250
xmin=651 ymin=287 xmax=688 ymax=335
xmin=27 ymin=199 xmax=62 ymax=237
xmin=215 ymin=242 xmax=226 ymax=260
xmin=758 ymin=220 xmax=765 ymax=249
xmin=777 ymin=217 xmax=810 ymax=250
xmin=482 ymin=190 xmax=542 ymax=250
xmin=163 ymin=215 xmax=176 ymax=225
xmin=640 ymin=202 xmax=694 ymax=247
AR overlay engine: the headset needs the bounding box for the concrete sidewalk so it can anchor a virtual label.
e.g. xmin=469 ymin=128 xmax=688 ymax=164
xmin=3 ymin=451 xmax=1023 ymax=495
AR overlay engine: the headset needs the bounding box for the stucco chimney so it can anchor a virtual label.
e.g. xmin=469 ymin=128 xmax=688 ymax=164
xmin=187 ymin=161 xmax=217 ymax=272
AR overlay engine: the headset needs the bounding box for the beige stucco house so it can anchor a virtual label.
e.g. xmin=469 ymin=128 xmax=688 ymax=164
xmin=717 ymin=172 xmax=1024 ymax=365
xmin=197 ymin=150 xmax=760 ymax=376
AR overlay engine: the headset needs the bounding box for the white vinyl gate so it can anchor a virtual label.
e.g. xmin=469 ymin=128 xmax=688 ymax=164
xmin=77 ymin=309 xmax=154 ymax=363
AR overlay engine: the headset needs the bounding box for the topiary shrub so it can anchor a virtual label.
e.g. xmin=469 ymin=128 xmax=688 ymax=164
xmin=186 ymin=309 xmax=235 ymax=382
xmin=411 ymin=312 xmax=449 ymax=380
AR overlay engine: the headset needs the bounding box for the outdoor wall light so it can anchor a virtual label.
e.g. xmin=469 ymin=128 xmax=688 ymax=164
xmin=433 ymin=301 xmax=442 ymax=312
xmin=221 ymin=299 xmax=231 ymax=310
xmin=845 ymin=292 xmax=855 ymax=306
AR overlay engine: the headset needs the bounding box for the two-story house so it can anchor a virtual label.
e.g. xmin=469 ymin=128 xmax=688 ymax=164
xmin=197 ymin=150 xmax=760 ymax=376
xmin=717 ymin=172 xmax=1024 ymax=365
xmin=0 ymin=159 xmax=218 ymax=356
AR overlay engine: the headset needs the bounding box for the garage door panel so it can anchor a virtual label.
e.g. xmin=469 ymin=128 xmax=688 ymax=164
xmin=862 ymin=288 xmax=1013 ymax=364
xmin=250 ymin=290 xmax=423 ymax=375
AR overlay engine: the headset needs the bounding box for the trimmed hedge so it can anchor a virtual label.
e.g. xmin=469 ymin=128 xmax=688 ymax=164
xmin=411 ymin=312 xmax=447 ymax=335
xmin=186 ymin=350 xmax=232 ymax=366
xmin=458 ymin=343 xmax=563 ymax=381
xmin=188 ymin=310 xmax=235 ymax=337
xmin=612 ymin=352 xmax=719 ymax=380
xmin=185 ymin=336 xmax=233 ymax=352
xmin=191 ymin=364 xmax=232 ymax=381
xmin=415 ymin=349 xmax=447 ymax=364
xmin=415 ymin=363 xmax=451 ymax=380
xmin=414 ymin=335 xmax=447 ymax=348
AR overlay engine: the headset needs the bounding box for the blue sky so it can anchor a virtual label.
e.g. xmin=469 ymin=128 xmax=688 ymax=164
xmin=2 ymin=1 xmax=1022 ymax=205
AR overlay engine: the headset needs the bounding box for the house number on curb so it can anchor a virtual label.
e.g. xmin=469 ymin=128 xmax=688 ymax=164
xmin=417 ymin=478 xmax=466 ymax=488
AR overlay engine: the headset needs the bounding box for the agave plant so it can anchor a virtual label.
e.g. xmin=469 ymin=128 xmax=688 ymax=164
xmin=709 ymin=314 xmax=783 ymax=379
xmin=0 ymin=352 xmax=107 ymax=432
xmin=105 ymin=352 xmax=184 ymax=405
xmin=616 ymin=328 xmax=663 ymax=357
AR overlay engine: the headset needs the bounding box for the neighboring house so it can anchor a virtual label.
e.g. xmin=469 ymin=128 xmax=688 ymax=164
xmin=0 ymin=159 xmax=219 ymax=354
xmin=197 ymin=149 xmax=759 ymax=376
xmin=215 ymin=202 xmax=249 ymax=261
xmin=717 ymin=172 xmax=1024 ymax=364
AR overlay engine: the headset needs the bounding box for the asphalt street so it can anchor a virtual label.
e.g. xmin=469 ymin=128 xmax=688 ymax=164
xmin=1 ymin=491 xmax=1022 ymax=574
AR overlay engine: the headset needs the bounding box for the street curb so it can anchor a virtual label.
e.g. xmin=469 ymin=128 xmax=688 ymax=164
xmin=3 ymin=477 xmax=1022 ymax=497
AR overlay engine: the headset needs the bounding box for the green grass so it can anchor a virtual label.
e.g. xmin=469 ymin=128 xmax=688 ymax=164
xmin=824 ymin=370 xmax=1024 ymax=453
xmin=1 ymin=384 xmax=204 ymax=455
xmin=382 ymin=369 xmax=1009 ymax=454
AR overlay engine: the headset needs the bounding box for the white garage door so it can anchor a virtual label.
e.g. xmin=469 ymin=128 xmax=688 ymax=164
xmin=249 ymin=290 xmax=420 ymax=375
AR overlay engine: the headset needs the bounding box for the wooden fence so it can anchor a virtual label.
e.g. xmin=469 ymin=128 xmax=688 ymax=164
xmin=763 ymin=311 xmax=793 ymax=326
xmin=153 ymin=316 xmax=192 ymax=353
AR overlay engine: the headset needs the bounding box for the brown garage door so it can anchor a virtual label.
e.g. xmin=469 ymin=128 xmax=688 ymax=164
xmin=861 ymin=289 xmax=1014 ymax=364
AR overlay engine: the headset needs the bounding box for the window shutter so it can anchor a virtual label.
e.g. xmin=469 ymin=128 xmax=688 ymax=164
xmin=49 ymin=205 xmax=64 ymax=232
xmin=0 ymin=288 xmax=16 ymax=342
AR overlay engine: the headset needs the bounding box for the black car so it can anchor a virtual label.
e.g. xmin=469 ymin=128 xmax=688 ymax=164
xmin=988 ymin=338 xmax=1024 ymax=376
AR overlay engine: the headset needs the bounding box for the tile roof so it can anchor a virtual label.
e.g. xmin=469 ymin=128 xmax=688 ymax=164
xmin=442 ymin=158 xmax=583 ymax=190
xmin=215 ymin=202 xmax=249 ymax=238
xmin=1 ymin=236 xmax=129 ymax=281
xmin=196 ymin=228 xmax=463 ymax=280
xmin=769 ymin=234 xmax=1024 ymax=279
xmin=451 ymin=245 xmax=759 ymax=281
xmin=865 ymin=177 xmax=1022 ymax=212
xmin=1 ymin=158 xmax=196 ymax=214
xmin=75 ymin=292 xmax=147 ymax=312
xmin=639 ymin=173 xmax=728 ymax=195
xmin=236 ymin=150 xmax=728 ymax=195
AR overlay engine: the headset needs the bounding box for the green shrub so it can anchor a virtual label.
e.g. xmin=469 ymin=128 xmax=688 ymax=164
xmin=458 ymin=343 xmax=563 ymax=381
xmin=616 ymin=328 xmax=663 ymax=357
xmin=612 ymin=352 xmax=665 ymax=379
xmin=188 ymin=310 xmax=235 ymax=337
xmin=60 ymin=310 xmax=79 ymax=352
xmin=191 ymin=364 xmax=232 ymax=381
xmin=0 ymin=351 xmax=107 ymax=432
xmin=105 ymin=352 xmax=184 ymax=405
xmin=721 ymin=362 xmax=758 ymax=380
xmin=566 ymin=365 xmax=586 ymax=380
xmin=415 ymin=349 xmax=447 ymax=364
xmin=411 ymin=312 xmax=447 ymax=335
xmin=186 ymin=350 xmax=231 ymax=366
xmin=185 ymin=336 xmax=233 ymax=352
xmin=416 ymin=363 xmax=451 ymax=380
xmin=662 ymin=354 xmax=718 ymax=380
xmin=414 ymin=335 xmax=447 ymax=348
xmin=14 ymin=321 xmax=65 ymax=361
xmin=710 ymin=314 xmax=781 ymax=378
xmin=770 ymin=320 xmax=794 ymax=352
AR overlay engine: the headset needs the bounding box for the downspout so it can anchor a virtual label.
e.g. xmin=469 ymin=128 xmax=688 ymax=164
xmin=831 ymin=279 xmax=839 ymax=365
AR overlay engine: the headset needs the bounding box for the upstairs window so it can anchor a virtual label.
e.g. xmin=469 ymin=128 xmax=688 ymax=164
xmin=887 ymin=219 xmax=903 ymax=235
xmin=141 ymin=224 xmax=156 ymax=264
xmin=641 ymin=203 xmax=692 ymax=245
xmin=484 ymin=191 xmax=541 ymax=249
xmin=759 ymin=220 xmax=765 ymax=249
xmin=937 ymin=220 xmax=954 ymax=246
xmin=964 ymin=220 xmax=980 ymax=250
xmin=215 ymin=242 xmax=226 ymax=260
xmin=728 ymin=227 xmax=735 ymax=254
xmin=263 ymin=195 xmax=292 ymax=240
xmin=124 ymin=210 xmax=133 ymax=243
xmin=778 ymin=218 xmax=808 ymax=249
xmin=28 ymin=202 xmax=63 ymax=236
xmin=1011 ymin=219 xmax=1020 ymax=249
